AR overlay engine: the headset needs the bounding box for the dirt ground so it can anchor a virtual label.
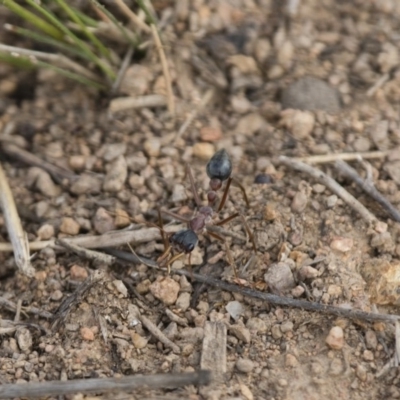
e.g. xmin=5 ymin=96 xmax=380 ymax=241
xmin=2 ymin=0 xmax=400 ymax=399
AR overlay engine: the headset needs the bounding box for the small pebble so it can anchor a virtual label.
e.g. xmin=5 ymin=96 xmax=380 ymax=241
xmin=59 ymin=217 xmax=80 ymax=236
xmin=149 ymin=277 xmax=180 ymax=305
xmin=280 ymin=109 xmax=315 ymax=139
xmin=246 ymin=318 xmax=267 ymax=334
xmin=264 ymin=262 xmax=296 ymax=293
xmin=103 ymin=156 xmax=127 ymax=192
xmin=329 ymin=358 xmax=343 ymax=375
xmin=192 ymin=142 xmax=215 ymax=160
xmin=330 ymin=237 xmax=353 ymax=252
xmin=236 ymin=358 xmax=254 ymax=373
xmin=69 ymin=155 xmax=86 ymax=171
xmin=176 ymin=292 xmax=191 ymax=311
xmin=143 ymin=138 xmax=161 ymax=157
xmin=298 ymin=265 xmax=320 ymax=280
xmin=271 ymin=324 xmax=282 ymax=339
xmin=353 ymin=137 xmax=371 ymax=152
xmin=102 ymin=143 xmax=127 ymax=162
xmin=199 ymin=125 xmax=222 ymax=142
xmin=281 ymin=76 xmax=341 ymax=113
xmin=51 ymin=289 xmax=63 ymax=301
xmin=363 ymin=349 xmax=374 ymax=361
xmin=291 ymin=285 xmax=305 ymax=297
xmin=171 ymin=184 xmax=187 ymax=203
xmin=326 ymin=326 xmax=345 ymax=350
xmin=70 ymin=174 xmax=102 ymax=195
xmin=27 ymin=168 xmax=60 ymax=197
xmin=226 ymin=301 xmax=245 ymax=321
xmin=356 ymin=364 xmax=367 ymax=382
xmin=230 ymin=325 xmax=251 ymax=343
xmin=37 ymin=224 xmax=54 ymax=240
xmin=80 ymin=327 xmax=95 ymax=341
xmin=131 ymin=332 xmax=148 ymax=349
xmin=15 ymin=328 xmax=32 ymax=353
xmin=285 ymin=354 xmax=298 ymax=367
xmin=291 ymin=191 xmax=308 ymax=213
xmin=114 ymin=208 xmax=130 ymax=228
xmin=235 ymin=113 xmax=266 ymax=136
xmin=280 ymin=320 xmax=294 ymax=333
xmin=365 ymin=330 xmax=378 ymax=350
xmin=113 ymin=280 xmax=128 ymax=297
xmin=326 ymin=195 xmax=338 ymax=208
xmin=93 ymin=207 xmax=115 ymax=234
xmin=70 ymin=265 xmax=88 ymax=281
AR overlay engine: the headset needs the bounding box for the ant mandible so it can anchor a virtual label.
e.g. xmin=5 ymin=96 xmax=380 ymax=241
xmin=158 ymin=149 xmax=254 ymax=275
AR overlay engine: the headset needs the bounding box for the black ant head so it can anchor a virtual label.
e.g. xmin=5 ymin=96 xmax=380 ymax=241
xmin=206 ymin=149 xmax=232 ymax=182
xmin=170 ymin=229 xmax=199 ymax=253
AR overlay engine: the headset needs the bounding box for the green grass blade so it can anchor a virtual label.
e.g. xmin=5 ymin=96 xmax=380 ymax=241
xmin=54 ymin=0 xmax=111 ymax=61
xmin=2 ymin=0 xmax=64 ymax=40
xmin=0 ymin=51 xmax=35 ymax=69
xmin=35 ymin=60 xmax=106 ymax=89
xmin=6 ymin=24 xmax=90 ymax=60
xmin=136 ymin=0 xmax=157 ymax=26
xmin=70 ymin=6 xmax=98 ymax=27
xmin=90 ymin=0 xmax=138 ymax=48
xmin=24 ymin=0 xmax=116 ymax=79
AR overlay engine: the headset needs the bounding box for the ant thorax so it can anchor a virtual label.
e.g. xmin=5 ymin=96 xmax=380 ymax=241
xmin=189 ymin=206 xmax=213 ymax=232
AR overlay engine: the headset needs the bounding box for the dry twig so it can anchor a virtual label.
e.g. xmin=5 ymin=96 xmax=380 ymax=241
xmin=105 ymin=249 xmax=400 ymax=323
xmin=174 ymin=88 xmax=215 ymax=144
xmin=56 ymin=238 xmax=116 ymax=266
xmin=0 ymin=371 xmax=211 ymax=398
xmin=295 ymin=151 xmax=389 ymax=164
xmin=52 ymin=271 xmax=104 ymax=330
xmin=109 ymin=94 xmax=167 ymax=112
xmin=114 ymin=0 xmax=151 ymax=33
xmin=0 ymin=141 xmax=77 ymax=184
xmin=0 ymin=227 xmax=161 ymax=253
xmin=150 ymin=24 xmax=175 ymax=116
xmin=279 ymin=156 xmax=378 ymax=225
xmin=0 ymin=162 xmax=34 ymax=276
xmin=334 ymin=159 xmax=400 ymax=223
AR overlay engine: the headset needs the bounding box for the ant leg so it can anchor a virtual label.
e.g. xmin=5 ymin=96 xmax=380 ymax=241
xmin=240 ymin=214 xmax=257 ymax=253
xmin=206 ymin=230 xmax=238 ymax=278
xmin=185 ymin=163 xmax=202 ymax=207
xmin=157 ymin=207 xmax=169 ymax=251
xmin=217 ymin=177 xmax=233 ymax=212
xmin=160 ymin=208 xmax=192 ymax=224
xmin=215 ymin=212 xmax=239 ymax=226
xmin=231 ymin=178 xmax=250 ymax=208
xmin=165 ymin=252 xmax=185 ymax=274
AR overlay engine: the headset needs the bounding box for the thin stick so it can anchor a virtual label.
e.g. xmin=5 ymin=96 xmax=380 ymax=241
xmin=0 ymin=371 xmax=211 ymax=398
xmin=335 ymin=159 xmax=400 ymax=223
xmin=106 ymin=249 xmax=400 ymax=323
xmin=109 ymin=94 xmax=167 ymax=112
xmin=111 ymin=45 xmax=134 ymax=94
xmin=295 ymin=151 xmax=389 ymax=164
xmin=0 ymin=141 xmax=77 ymax=184
xmin=279 ymin=156 xmax=377 ymax=225
xmin=174 ymin=88 xmax=214 ymax=144
xmin=0 ymin=162 xmax=34 ymax=276
xmin=140 ymin=313 xmax=181 ymax=353
xmin=0 ymin=296 xmax=53 ymax=319
xmin=150 ymin=24 xmax=175 ymax=116
xmin=56 ymin=239 xmax=116 ymax=266
xmin=0 ymin=227 xmax=161 ymax=253
xmin=186 ymin=164 xmax=202 ymax=207
xmin=367 ymin=73 xmax=390 ymax=97
xmin=114 ymin=0 xmax=151 ymax=33
xmin=0 ymin=43 xmax=102 ymax=82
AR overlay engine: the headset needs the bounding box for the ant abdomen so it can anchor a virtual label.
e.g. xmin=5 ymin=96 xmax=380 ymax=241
xmin=170 ymin=229 xmax=199 ymax=253
xmin=206 ymin=149 xmax=232 ymax=183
